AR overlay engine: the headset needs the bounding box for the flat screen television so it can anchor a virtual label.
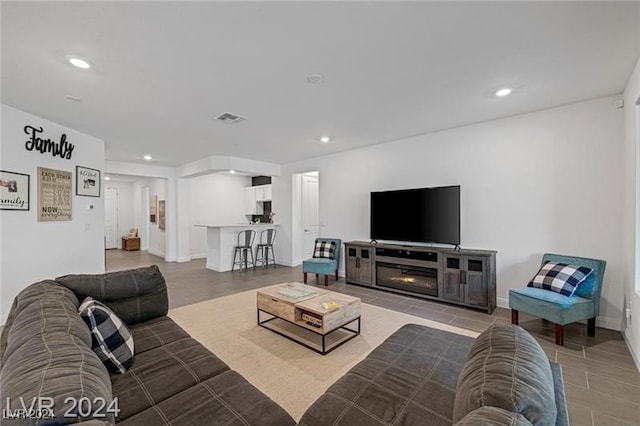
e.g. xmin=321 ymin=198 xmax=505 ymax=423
xmin=370 ymin=185 xmax=460 ymax=245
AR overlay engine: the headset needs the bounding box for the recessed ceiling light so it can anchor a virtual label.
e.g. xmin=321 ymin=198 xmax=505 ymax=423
xmin=143 ymin=155 xmax=153 ymax=161
xmin=229 ymin=170 xmax=236 ymax=174
xmin=68 ymin=57 xmax=92 ymax=69
xmin=105 ymin=176 xmax=111 ymax=181
xmin=496 ymin=88 xmax=512 ymax=97
xmin=307 ymin=73 xmax=325 ymax=84
xmin=319 ymin=136 xmax=331 ymax=143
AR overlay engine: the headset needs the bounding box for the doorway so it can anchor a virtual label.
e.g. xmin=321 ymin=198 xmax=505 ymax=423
xmin=292 ymin=171 xmax=319 ymax=264
xmin=104 ymin=187 xmax=119 ymax=249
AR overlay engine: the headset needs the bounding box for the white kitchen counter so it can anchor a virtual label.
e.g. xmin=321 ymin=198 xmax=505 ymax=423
xmin=194 ymin=223 xmax=279 ymax=272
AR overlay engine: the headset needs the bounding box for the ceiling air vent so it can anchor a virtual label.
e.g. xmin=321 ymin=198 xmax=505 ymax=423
xmin=215 ymin=112 xmax=247 ymax=124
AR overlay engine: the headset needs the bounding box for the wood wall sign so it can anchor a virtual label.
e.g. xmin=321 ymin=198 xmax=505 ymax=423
xmin=24 ymin=125 xmax=75 ymax=160
xmin=37 ymin=167 xmax=72 ymax=221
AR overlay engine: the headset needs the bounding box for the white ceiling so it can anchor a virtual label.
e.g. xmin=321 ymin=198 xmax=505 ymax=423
xmin=2 ymin=1 xmax=639 ymax=167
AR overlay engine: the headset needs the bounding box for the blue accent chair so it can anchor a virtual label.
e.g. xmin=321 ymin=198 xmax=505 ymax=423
xmin=302 ymin=238 xmax=342 ymax=286
xmin=509 ymin=253 xmax=606 ymax=345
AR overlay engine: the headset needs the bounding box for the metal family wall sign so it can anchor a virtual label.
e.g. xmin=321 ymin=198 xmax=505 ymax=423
xmin=24 ymin=124 xmax=75 ymax=160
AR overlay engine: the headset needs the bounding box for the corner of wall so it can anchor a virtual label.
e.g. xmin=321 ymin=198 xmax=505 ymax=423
xmin=624 ymin=329 xmax=640 ymax=372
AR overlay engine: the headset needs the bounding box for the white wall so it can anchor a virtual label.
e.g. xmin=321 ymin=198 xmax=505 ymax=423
xmin=188 ymin=173 xmax=251 ymax=258
xmin=622 ymin=56 xmax=640 ymax=370
xmin=0 ymin=104 xmax=105 ymax=323
xmin=106 ymin=161 xmax=178 ymax=261
xmin=105 ymin=180 xmax=134 ymax=248
xmin=133 ymin=178 xmax=167 ymax=257
xmin=275 ymin=95 xmax=624 ymax=330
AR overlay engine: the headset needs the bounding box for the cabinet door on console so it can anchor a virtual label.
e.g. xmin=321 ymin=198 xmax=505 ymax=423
xmin=464 ymin=257 xmax=488 ymax=307
xmin=358 ymin=247 xmax=373 ymax=285
xmin=443 ymin=255 xmax=465 ymax=302
xmin=346 ymin=247 xmax=359 ymax=283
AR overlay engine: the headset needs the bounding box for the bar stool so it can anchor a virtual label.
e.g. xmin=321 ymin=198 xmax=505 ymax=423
xmin=255 ymin=229 xmax=276 ymax=268
xmin=232 ymin=229 xmax=256 ymax=271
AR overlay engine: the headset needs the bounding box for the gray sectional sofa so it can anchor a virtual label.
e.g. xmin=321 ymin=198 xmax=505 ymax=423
xmin=300 ymin=323 xmax=569 ymax=426
xmin=0 ymin=265 xmax=568 ymax=425
xmin=0 ymin=266 xmax=295 ymax=425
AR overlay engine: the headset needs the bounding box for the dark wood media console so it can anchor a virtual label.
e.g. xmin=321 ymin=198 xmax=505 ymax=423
xmin=344 ymin=241 xmax=497 ymax=313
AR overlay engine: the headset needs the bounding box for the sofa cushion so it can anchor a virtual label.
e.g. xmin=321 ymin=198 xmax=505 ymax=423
xmin=0 ymin=281 xmax=115 ymax=423
xmin=455 ymin=406 xmax=534 ymax=425
xmin=117 ymin=370 xmax=296 ymax=425
xmin=527 ymin=262 xmax=593 ymax=297
xmin=1 ymin=281 xmax=91 ymax=363
xmin=299 ymin=324 xmax=474 ymax=426
xmin=79 ymin=297 xmax=135 ymax=374
xmin=128 ymin=316 xmax=190 ymax=354
xmin=57 ymin=265 xmax=168 ymax=325
xmin=453 ymin=324 xmax=556 ymax=426
xmin=110 ymin=337 xmax=230 ymax=421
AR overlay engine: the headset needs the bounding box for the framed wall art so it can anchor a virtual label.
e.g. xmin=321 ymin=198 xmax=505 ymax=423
xmin=0 ymin=170 xmax=30 ymax=211
xmin=158 ymin=200 xmax=166 ymax=231
xmin=38 ymin=167 xmax=72 ymax=221
xmin=150 ymin=194 xmax=157 ymax=223
xmin=76 ymin=166 xmax=101 ymax=197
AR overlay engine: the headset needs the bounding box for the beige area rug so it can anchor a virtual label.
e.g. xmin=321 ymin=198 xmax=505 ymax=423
xmin=168 ymin=286 xmax=479 ymax=421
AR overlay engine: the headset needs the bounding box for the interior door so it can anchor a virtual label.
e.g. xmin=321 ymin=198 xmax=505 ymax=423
xmin=301 ymin=172 xmax=319 ymax=259
xmin=104 ymin=187 xmax=119 ymax=249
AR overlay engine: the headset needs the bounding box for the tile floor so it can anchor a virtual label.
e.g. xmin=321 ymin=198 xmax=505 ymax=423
xmin=107 ymin=250 xmax=640 ymax=425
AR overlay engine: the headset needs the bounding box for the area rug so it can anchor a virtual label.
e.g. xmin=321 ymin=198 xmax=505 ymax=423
xmin=168 ymin=286 xmax=478 ymax=421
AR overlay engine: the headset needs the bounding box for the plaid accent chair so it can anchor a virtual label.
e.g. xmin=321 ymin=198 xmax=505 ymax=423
xmin=509 ymin=253 xmax=606 ymax=345
xmin=302 ymin=238 xmax=342 ymax=286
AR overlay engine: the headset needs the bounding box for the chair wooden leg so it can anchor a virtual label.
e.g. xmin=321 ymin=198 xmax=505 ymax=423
xmin=324 ymin=275 xmax=329 ymax=286
xmin=511 ymin=309 xmax=518 ymax=325
xmin=335 ymin=269 xmax=339 ymax=280
xmin=303 ymin=272 xmax=308 ymax=284
xmin=587 ymin=317 xmax=596 ymax=337
xmin=555 ymin=324 xmax=564 ymax=346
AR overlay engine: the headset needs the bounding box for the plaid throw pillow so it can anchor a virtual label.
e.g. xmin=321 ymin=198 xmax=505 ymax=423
xmin=79 ymin=297 xmax=135 ymax=374
xmin=313 ymin=240 xmax=336 ymax=259
xmin=527 ymin=262 xmax=593 ymax=297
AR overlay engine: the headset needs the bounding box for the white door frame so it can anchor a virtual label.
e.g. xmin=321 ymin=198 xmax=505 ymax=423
xmin=291 ymin=171 xmax=319 ymax=265
xmin=142 ymin=186 xmax=150 ymax=251
xmin=104 ymin=187 xmax=119 ymax=249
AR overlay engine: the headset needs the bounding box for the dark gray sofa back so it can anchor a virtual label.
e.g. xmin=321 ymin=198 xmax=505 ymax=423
xmin=453 ymin=324 xmax=558 ymax=426
xmin=56 ymin=265 xmax=168 ymax=325
xmin=0 ymin=281 xmax=114 ymax=424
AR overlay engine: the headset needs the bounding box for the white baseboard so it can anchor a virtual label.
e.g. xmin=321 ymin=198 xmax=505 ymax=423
xmin=496 ymin=297 xmax=621 ymax=331
xmin=624 ymin=329 xmax=640 ymax=372
xmin=148 ymin=249 xmax=165 ymax=258
xmin=190 ymin=253 xmax=206 ymax=260
xmin=177 ymin=256 xmax=192 ymax=263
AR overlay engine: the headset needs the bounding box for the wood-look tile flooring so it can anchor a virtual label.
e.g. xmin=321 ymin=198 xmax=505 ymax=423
xmin=107 ymin=250 xmax=640 ymax=426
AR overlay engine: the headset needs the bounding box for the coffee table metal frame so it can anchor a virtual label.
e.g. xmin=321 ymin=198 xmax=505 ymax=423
xmin=257 ymin=309 xmax=361 ymax=355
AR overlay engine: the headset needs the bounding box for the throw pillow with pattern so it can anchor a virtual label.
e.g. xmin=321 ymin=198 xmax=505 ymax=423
xmin=313 ymin=240 xmax=336 ymax=259
xmin=79 ymin=297 xmax=135 ymax=374
xmin=527 ymin=262 xmax=593 ymax=297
